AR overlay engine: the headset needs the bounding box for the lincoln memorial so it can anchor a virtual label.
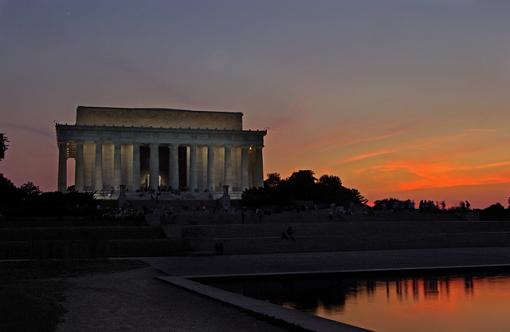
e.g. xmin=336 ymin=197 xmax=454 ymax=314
xmin=55 ymin=106 xmax=266 ymax=198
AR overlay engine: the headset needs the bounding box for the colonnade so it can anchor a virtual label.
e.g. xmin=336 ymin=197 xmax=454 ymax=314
xmin=57 ymin=142 xmax=264 ymax=193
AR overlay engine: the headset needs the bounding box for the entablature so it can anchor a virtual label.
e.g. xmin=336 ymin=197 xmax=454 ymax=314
xmin=55 ymin=124 xmax=266 ymax=147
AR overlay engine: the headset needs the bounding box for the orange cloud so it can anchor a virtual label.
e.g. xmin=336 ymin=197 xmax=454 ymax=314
xmin=459 ymin=161 xmax=510 ymax=171
xmin=355 ymin=160 xmax=510 ymax=191
xmin=399 ymin=175 xmax=510 ymax=191
xmin=357 ymin=159 xmax=510 ymax=175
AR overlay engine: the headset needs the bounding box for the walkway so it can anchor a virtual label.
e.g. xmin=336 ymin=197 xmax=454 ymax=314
xmin=142 ymin=247 xmax=510 ymax=277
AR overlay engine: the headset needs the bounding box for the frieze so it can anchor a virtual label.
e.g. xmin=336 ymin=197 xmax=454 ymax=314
xmin=56 ymin=124 xmax=265 ymax=147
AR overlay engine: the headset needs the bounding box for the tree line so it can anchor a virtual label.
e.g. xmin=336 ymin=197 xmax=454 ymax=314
xmin=242 ymin=170 xmax=367 ymax=207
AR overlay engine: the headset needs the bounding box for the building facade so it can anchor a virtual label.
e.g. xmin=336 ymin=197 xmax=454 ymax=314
xmin=56 ymin=106 xmax=266 ymax=197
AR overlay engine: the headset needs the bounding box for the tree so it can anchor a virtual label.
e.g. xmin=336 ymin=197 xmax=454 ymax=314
xmin=318 ymin=175 xmax=342 ymax=189
xmin=480 ymin=202 xmax=508 ymax=221
xmin=285 ymin=170 xmax=317 ymax=200
xmin=20 ymin=182 xmax=41 ymax=197
xmin=374 ymin=198 xmax=414 ymax=211
xmin=264 ymin=173 xmax=282 ymax=189
xmin=0 ymin=174 xmax=22 ymax=207
xmin=0 ymin=132 xmax=8 ymax=162
xmin=419 ymin=200 xmax=438 ymax=212
xmin=350 ymin=188 xmax=368 ymax=206
xmin=0 ymin=133 xmax=21 ymax=209
xmin=483 ymin=202 xmax=505 ymax=213
xmin=242 ymin=169 xmax=367 ymax=208
xmin=287 ymin=170 xmax=317 ymax=187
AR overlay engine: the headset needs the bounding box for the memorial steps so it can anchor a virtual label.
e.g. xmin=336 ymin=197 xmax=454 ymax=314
xmin=175 ymin=221 xmax=510 ymax=255
xmin=4 ymin=214 xmax=510 ymax=259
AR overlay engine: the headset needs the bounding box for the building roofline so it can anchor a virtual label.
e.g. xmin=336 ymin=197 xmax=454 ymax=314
xmin=77 ymin=105 xmax=243 ymax=116
xmin=56 ymin=123 xmax=266 ymax=135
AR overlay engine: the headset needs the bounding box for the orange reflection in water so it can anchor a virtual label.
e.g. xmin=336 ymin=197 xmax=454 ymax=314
xmin=312 ymin=276 xmax=510 ymax=332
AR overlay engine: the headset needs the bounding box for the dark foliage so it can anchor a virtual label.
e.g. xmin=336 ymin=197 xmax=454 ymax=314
xmin=480 ymin=203 xmax=510 ymax=220
xmin=10 ymin=191 xmax=98 ymax=216
xmin=374 ymin=198 xmax=415 ymax=211
xmin=483 ymin=202 xmax=505 ymax=213
xmin=0 ymin=132 xmax=8 ymax=161
xmin=20 ymin=182 xmax=42 ymax=199
xmin=0 ymin=174 xmax=23 ymax=206
xmin=0 ymin=174 xmax=98 ymax=216
xmin=264 ymin=173 xmax=282 ymax=189
xmin=242 ymin=169 xmax=367 ymax=208
xmin=418 ymin=200 xmax=440 ymax=213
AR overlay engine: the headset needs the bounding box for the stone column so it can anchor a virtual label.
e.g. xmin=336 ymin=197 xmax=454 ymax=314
xmin=149 ymin=143 xmax=159 ymax=190
xmin=189 ymin=144 xmax=197 ymax=191
xmin=131 ymin=143 xmax=140 ymax=191
xmin=207 ymin=145 xmax=215 ymax=192
xmin=223 ymin=145 xmax=232 ymax=190
xmin=240 ymin=146 xmax=249 ymax=190
xmin=113 ymin=143 xmax=122 ymax=190
xmin=169 ymin=144 xmax=179 ymax=190
xmin=57 ymin=142 xmax=67 ymax=192
xmin=75 ymin=141 xmax=84 ymax=192
xmin=255 ymin=147 xmax=264 ymax=187
xmin=94 ymin=142 xmax=103 ymax=191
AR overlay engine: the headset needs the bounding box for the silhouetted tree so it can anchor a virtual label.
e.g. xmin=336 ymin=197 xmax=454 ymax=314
xmin=0 ymin=133 xmax=21 ymax=211
xmin=264 ymin=173 xmax=282 ymax=189
xmin=316 ymin=175 xmax=342 ymax=203
xmin=242 ymin=170 xmax=367 ymax=208
xmin=318 ymin=175 xmax=342 ymax=188
xmin=484 ymin=202 xmax=505 ymax=213
xmin=20 ymin=182 xmax=41 ymax=198
xmin=419 ymin=200 xmax=439 ymax=213
xmin=480 ymin=202 xmax=509 ymax=220
xmin=0 ymin=174 xmax=22 ymax=207
xmin=0 ymin=132 xmax=8 ymax=162
xmin=374 ymin=198 xmax=415 ymax=211
xmin=349 ymin=188 xmax=368 ymax=206
xmin=285 ymin=170 xmax=317 ymax=201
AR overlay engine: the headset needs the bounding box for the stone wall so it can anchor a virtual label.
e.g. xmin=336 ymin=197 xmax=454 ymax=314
xmin=76 ymin=106 xmax=243 ymax=130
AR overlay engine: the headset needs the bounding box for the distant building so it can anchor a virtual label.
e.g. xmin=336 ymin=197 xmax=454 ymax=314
xmin=55 ymin=106 xmax=266 ymax=198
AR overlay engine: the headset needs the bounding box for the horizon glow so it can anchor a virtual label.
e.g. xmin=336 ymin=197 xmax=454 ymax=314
xmin=1 ymin=0 xmax=509 ymax=208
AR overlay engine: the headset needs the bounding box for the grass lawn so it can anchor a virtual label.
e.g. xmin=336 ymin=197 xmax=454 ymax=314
xmin=0 ymin=259 xmax=147 ymax=332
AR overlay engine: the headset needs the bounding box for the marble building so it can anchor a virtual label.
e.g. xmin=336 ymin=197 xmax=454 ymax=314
xmin=55 ymin=106 xmax=266 ymax=198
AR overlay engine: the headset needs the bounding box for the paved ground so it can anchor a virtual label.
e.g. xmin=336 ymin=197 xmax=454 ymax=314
xmin=58 ymin=247 xmax=510 ymax=332
xmin=142 ymin=247 xmax=510 ymax=276
xmin=57 ymin=267 xmax=288 ymax=332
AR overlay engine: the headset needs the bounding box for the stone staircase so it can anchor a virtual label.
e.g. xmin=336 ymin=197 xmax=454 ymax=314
xmin=175 ymin=221 xmax=510 ymax=254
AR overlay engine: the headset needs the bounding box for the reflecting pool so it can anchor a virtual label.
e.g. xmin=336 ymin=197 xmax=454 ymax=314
xmin=202 ymin=269 xmax=510 ymax=332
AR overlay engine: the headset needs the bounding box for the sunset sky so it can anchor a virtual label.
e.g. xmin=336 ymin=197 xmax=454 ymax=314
xmin=1 ymin=0 xmax=510 ymax=207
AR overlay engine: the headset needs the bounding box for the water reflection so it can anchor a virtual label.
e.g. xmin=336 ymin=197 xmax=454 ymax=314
xmin=465 ymin=276 xmax=474 ymax=295
xmin=204 ymin=269 xmax=510 ymax=332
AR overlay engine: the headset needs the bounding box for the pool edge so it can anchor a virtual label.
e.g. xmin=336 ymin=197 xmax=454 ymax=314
xmin=156 ymin=275 xmax=372 ymax=332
